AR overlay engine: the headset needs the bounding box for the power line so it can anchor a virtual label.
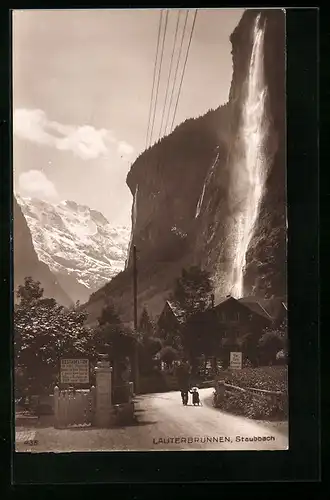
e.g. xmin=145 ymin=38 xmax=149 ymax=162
xmin=145 ymin=9 xmax=164 ymax=150
xmin=169 ymin=9 xmax=198 ymax=133
xmin=148 ymin=9 xmax=169 ymax=148
xmin=158 ymin=10 xmax=182 ymax=141
xmin=163 ymin=9 xmax=189 ymax=136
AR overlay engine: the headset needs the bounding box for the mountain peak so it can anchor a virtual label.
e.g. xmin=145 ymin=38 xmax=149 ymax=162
xmin=17 ymin=196 xmax=131 ymax=303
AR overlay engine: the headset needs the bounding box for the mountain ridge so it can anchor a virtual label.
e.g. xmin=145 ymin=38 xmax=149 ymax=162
xmin=16 ymin=195 xmax=131 ymax=303
xmin=13 ymin=196 xmax=73 ymax=307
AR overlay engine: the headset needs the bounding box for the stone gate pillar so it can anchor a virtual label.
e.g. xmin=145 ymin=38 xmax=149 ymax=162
xmin=95 ymin=359 xmax=114 ymax=428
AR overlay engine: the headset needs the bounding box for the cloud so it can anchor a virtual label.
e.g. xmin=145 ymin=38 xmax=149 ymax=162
xmin=118 ymin=140 xmax=135 ymax=158
xmin=13 ymin=108 xmax=135 ymax=162
xmin=18 ymin=170 xmax=59 ymax=202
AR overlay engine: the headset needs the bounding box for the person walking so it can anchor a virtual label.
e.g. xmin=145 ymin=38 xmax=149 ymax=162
xmin=175 ymin=360 xmax=191 ymax=405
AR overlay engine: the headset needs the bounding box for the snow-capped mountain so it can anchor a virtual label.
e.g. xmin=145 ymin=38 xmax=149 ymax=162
xmin=16 ymin=195 xmax=131 ymax=304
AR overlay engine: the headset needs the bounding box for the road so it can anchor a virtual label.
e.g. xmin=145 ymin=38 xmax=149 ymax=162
xmin=15 ymin=388 xmax=288 ymax=452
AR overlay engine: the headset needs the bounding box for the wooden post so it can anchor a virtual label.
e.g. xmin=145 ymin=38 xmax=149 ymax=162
xmin=133 ymin=245 xmax=138 ymax=330
xmin=132 ymin=245 xmax=139 ymax=394
xmin=90 ymin=385 xmax=96 ymax=425
xmin=54 ymin=386 xmax=59 ymax=428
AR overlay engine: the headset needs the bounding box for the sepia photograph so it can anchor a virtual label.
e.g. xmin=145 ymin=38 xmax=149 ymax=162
xmin=13 ymin=7 xmax=288 ymax=453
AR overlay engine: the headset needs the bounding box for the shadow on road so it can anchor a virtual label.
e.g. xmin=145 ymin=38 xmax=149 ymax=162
xmin=114 ymin=417 xmax=158 ymax=428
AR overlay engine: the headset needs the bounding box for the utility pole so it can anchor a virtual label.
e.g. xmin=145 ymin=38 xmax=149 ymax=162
xmin=132 ymin=245 xmax=139 ymax=394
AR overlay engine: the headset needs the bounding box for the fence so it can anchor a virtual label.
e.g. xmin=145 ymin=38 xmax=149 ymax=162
xmin=54 ymin=386 xmax=96 ymax=428
xmin=213 ymin=380 xmax=287 ymax=408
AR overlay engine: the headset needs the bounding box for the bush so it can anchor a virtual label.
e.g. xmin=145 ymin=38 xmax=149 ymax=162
xmin=258 ymin=330 xmax=286 ymax=365
xmin=217 ymin=391 xmax=288 ymax=420
xmin=159 ymin=346 xmax=179 ymax=366
xmin=139 ymin=369 xmax=179 ymax=394
xmin=214 ymin=366 xmax=288 ymax=420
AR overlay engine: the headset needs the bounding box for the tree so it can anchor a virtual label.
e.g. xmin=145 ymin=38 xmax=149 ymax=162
xmin=94 ymin=303 xmax=137 ymax=386
xmin=159 ymin=346 xmax=179 ymax=368
xmin=258 ymin=331 xmax=285 ymax=366
xmin=14 ymin=277 xmax=96 ymax=396
xmin=169 ymin=266 xmax=214 ymax=374
xmin=16 ymin=276 xmax=44 ymax=305
xmin=169 ymin=266 xmax=213 ymax=322
xmin=98 ymin=302 xmax=121 ymax=328
xmin=138 ymin=307 xmax=154 ymax=337
xmin=137 ymin=336 xmax=163 ymax=376
xmin=136 ymin=308 xmax=162 ymax=375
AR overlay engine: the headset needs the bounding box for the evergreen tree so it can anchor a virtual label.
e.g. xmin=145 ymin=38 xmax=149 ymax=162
xmin=138 ymin=307 xmax=154 ymax=337
xmin=169 ymin=265 xmax=213 ymax=321
xmin=169 ymin=266 xmax=213 ymax=375
xmin=97 ymin=302 xmax=121 ymax=328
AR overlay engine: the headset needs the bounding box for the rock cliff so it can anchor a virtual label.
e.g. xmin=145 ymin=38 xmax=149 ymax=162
xmin=84 ymin=9 xmax=286 ymax=324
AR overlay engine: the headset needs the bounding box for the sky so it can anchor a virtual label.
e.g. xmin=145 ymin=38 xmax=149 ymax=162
xmin=12 ymin=8 xmax=245 ymax=226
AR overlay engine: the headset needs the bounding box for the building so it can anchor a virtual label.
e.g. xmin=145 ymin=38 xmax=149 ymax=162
xmin=156 ymin=300 xmax=185 ymax=350
xmin=238 ymin=296 xmax=287 ymax=327
xmin=156 ymin=294 xmax=287 ymax=366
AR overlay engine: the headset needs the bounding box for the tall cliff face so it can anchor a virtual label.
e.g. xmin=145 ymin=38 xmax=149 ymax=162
xmin=85 ymin=9 xmax=286 ymax=324
xmin=192 ymin=9 xmax=286 ymax=299
xmin=13 ymin=196 xmax=73 ymax=307
xmin=242 ymin=9 xmax=286 ymax=298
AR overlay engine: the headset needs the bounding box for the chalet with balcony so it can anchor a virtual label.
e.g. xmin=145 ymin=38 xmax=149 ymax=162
xmin=202 ymin=295 xmax=270 ymax=345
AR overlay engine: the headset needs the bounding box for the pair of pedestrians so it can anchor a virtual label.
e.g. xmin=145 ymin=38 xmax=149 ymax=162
xmin=180 ymin=386 xmax=201 ymax=406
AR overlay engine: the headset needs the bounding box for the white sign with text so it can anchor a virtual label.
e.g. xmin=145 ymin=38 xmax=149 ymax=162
xmin=230 ymin=351 xmax=242 ymax=370
xmin=60 ymin=358 xmax=90 ymax=384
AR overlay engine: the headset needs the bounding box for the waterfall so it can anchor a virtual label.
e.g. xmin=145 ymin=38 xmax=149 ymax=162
xmin=230 ymin=14 xmax=268 ymax=298
xmin=125 ymin=184 xmax=138 ymax=269
xmin=195 ymin=151 xmax=220 ymax=218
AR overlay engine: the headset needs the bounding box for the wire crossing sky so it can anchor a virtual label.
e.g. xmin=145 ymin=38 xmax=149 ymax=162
xmin=13 ymin=8 xmax=245 ymax=226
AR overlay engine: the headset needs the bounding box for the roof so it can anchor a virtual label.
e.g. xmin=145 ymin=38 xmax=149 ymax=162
xmin=213 ymin=296 xmax=233 ymax=307
xmin=238 ymin=296 xmax=287 ymax=320
xmin=212 ymin=295 xmax=272 ymax=321
xmin=164 ymin=300 xmax=186 ymax=323
xmin=237 ymin=298 xmax=273 ymax=320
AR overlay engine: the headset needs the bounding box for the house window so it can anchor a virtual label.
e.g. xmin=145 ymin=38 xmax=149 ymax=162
xmin=228 ymin=312 xmax=239 ymax=322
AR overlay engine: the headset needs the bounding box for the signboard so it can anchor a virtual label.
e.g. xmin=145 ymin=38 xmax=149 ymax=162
xmin=60 ymin=358 xmax=89 ymax=384
xmin=230 ymin=352 xmax=242 ymax=370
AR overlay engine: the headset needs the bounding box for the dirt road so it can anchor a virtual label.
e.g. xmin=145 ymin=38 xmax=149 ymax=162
xmin=15 ymin=388 xmax=288 ymax=452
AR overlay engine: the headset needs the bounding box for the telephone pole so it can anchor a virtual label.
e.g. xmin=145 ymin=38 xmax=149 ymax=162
xmin=133 ymin=245 xmax=138 ymax=330
xmin=132 ymin=245 xmax=139 ymax=393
